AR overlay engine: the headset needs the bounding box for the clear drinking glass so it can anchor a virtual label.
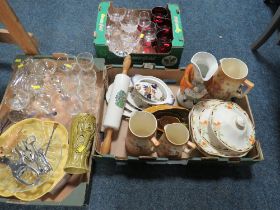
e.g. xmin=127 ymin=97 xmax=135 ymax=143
xmin=142 ymin=22 xmax=157 ymax=47
xmin=120 ymin=9 xmax=139 ymax=33
xmin=76 ymin=53 xmax=97 ymax=112
xmin=51 ymin=54 xmax=76 ymax=99
xmin=8 ymin=89 xmax=30 ymax=111
xmin=34 ymin=93 xmax=56 ymax=116
xmin=138 ymin=11 xmax=151 ymax=31
xmin=76 ymin=52 xmax=94 ymax=71
xmin=42 ymin=59 xmax=57 ymax=75
xmin=108 ymin=5 xmax=126 ymax=23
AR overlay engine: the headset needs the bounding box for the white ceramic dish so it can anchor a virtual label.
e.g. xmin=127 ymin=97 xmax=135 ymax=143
xmin=209 ymin=102 xmax=255 ymax=153
xmin=131 ymin=75 xmax=175 ymax=106
xmin=189 ymin=100 xmax=249 ymax=157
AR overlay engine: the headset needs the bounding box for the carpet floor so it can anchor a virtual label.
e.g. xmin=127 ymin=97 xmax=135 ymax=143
xmin=0 ymin=0 xmax=280 ymax=209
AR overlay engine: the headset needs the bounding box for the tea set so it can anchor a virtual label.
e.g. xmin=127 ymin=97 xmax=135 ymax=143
xmin=104 ymin=51 xmax=256 ymax=158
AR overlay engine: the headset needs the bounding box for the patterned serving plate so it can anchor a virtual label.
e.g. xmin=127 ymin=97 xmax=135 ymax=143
xmin=190 ymin=100 xmax=248 ymax=157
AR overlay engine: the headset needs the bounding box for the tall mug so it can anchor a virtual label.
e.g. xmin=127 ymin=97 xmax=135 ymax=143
xmin=64 ymin=113 xmax=96 ymax=174
xmin=207 ymin=58 xmax=254 ymax=100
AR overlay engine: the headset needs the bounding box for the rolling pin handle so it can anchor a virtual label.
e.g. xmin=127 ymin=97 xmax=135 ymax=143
xmin=122 ymin=55 xmax=132 ymax=75
xmin=100 ymin=128 xmax=113 ymax=154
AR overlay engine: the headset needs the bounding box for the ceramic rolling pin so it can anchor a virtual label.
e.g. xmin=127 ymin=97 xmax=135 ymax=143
xmin=101 ymin=55 xmax=132 ymax=154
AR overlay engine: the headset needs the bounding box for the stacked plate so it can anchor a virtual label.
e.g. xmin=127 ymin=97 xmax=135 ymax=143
xmin=189 ymin=100 xmax=256 ymax=157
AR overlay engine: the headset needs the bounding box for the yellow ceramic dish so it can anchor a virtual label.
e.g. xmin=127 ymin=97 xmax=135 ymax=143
xmin=0 ymin=118 xmax=68 ymax=201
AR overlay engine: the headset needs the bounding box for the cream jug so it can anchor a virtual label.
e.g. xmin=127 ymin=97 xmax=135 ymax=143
xmin=207 ymin=58 xmax=254 ymax=100
xmin=177 ymin=52 xmax=218 ymax=108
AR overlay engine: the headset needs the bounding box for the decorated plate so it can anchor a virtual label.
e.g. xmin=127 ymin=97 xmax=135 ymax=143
xmin=190 ymin=100 xmax=248 ymax=157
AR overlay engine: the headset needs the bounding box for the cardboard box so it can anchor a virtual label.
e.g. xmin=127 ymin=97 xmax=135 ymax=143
xmin=93 ymin=65 xmax=264 ymax=165
xmin=0 ymin=55 xmax=108 ymax=207
xmin=93 ymin=2 xmax=184 ymax=68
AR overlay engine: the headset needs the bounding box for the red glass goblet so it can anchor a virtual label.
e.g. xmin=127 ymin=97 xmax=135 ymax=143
xmin=151 ymin=7 xmax=168 ymax=25
xmin=156 ymin=30 xmax=172 ymax=53
xmin=157 ymin=19 xmax=173 ymax=39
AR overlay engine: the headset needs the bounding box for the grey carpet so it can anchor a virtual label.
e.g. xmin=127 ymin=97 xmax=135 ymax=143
xmin=0 ymin=0 xmax=280 ymax=209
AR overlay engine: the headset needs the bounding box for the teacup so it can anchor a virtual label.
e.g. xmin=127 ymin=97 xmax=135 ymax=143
xmin=156 ymin=123 xmax=196 ymax=158
xmin=125 ymin=111 xmax=160 ymax=156
xmin=207 ymin=58 xmax=254 ymax=100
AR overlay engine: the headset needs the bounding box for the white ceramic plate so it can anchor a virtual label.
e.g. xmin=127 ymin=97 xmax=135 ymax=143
xmin=190 ymin=100 xmax=248 ymax=157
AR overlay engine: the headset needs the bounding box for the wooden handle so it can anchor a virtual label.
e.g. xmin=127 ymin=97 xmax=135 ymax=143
xmin=122 ymin=55 xmax=131 ymax=75
xmin=100 ymin=128 xmax=113 ymax=154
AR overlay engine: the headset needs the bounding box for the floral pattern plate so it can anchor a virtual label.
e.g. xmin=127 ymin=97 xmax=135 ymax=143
xmin=190 ymin=100 xmax=248 ymax=157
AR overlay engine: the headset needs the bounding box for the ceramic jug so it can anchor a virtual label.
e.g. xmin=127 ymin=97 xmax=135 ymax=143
xmin=207 ymin=58 xmax=254 ymax=100
xmin=156 ymin=123 xmax=196 ymax=158
xmin=125 ymin=111 xmax=160 ymax=156
xmin=177 ymin=52 xmax=218 ymax=108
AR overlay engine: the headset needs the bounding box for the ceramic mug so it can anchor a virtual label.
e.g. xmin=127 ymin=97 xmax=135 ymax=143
xmin=125 ymin=111 xmax=160 ymax=156
xmin=207 ymin=58 xmax=254 ymax=100
xmin=156 ymin=123 xmax=196 ymax=158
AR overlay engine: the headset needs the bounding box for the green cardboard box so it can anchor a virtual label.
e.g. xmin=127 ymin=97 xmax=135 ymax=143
xmin=93 ymin=2 xmax=184 ymax=68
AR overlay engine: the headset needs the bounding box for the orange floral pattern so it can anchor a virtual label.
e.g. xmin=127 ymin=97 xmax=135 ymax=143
xmin=226 ymin=103 xmax=233 ymax=109
xmin=213 ymin=121 xmax=221 ymax=128
xmin=249 ymin=135 xmax=255 ymax=145
xmin=200 ymin=120 xmax=208 ymax=125
xmin=201 ymin=140 xmax=207 ymax=147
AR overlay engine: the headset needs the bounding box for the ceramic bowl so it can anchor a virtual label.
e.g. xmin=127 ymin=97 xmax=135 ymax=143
xmin=131 ymin=75 xmax=175 ymax=107
xmin=144 ymin=105 xmax=189 ymax=133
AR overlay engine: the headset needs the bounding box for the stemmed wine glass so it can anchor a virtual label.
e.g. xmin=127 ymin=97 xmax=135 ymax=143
xmin=120 ymin=9 xmax=139 ymax=33
xmin=138 ymin=11 xmax=151 ymax=31
xmin=107 ymin=5 xmax=126 ymax=24
xmin=76 ymin=52 xmax=97 ymax=113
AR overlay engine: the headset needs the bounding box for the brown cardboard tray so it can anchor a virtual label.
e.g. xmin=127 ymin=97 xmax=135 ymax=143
xmin=0 ymin=55 xmax=108 ymax=207
xmin=93 ymin=65 xmax=264 ymax=165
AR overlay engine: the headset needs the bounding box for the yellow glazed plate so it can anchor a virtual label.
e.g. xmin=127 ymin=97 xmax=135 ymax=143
xmin=0 ymin=118 xmax=68 ymax=201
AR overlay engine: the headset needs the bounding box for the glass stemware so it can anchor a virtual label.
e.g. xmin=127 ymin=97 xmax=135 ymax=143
xmin=51 ymin=54 xmax=75 ymax=99
xmin=76 ymin=52 xmax=97 ymax=112
xmin=6 ymin=88 xmax=31 ymax=122
xmin=138 ymin=11 xmax=151 ymax=31
xmin=142 ymin=22 xmax=157 ymax=47
xmin=108 ymin=5 xmax=126 ymax=23
xmin=120 ymin=9 xmax=139 ymax=33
